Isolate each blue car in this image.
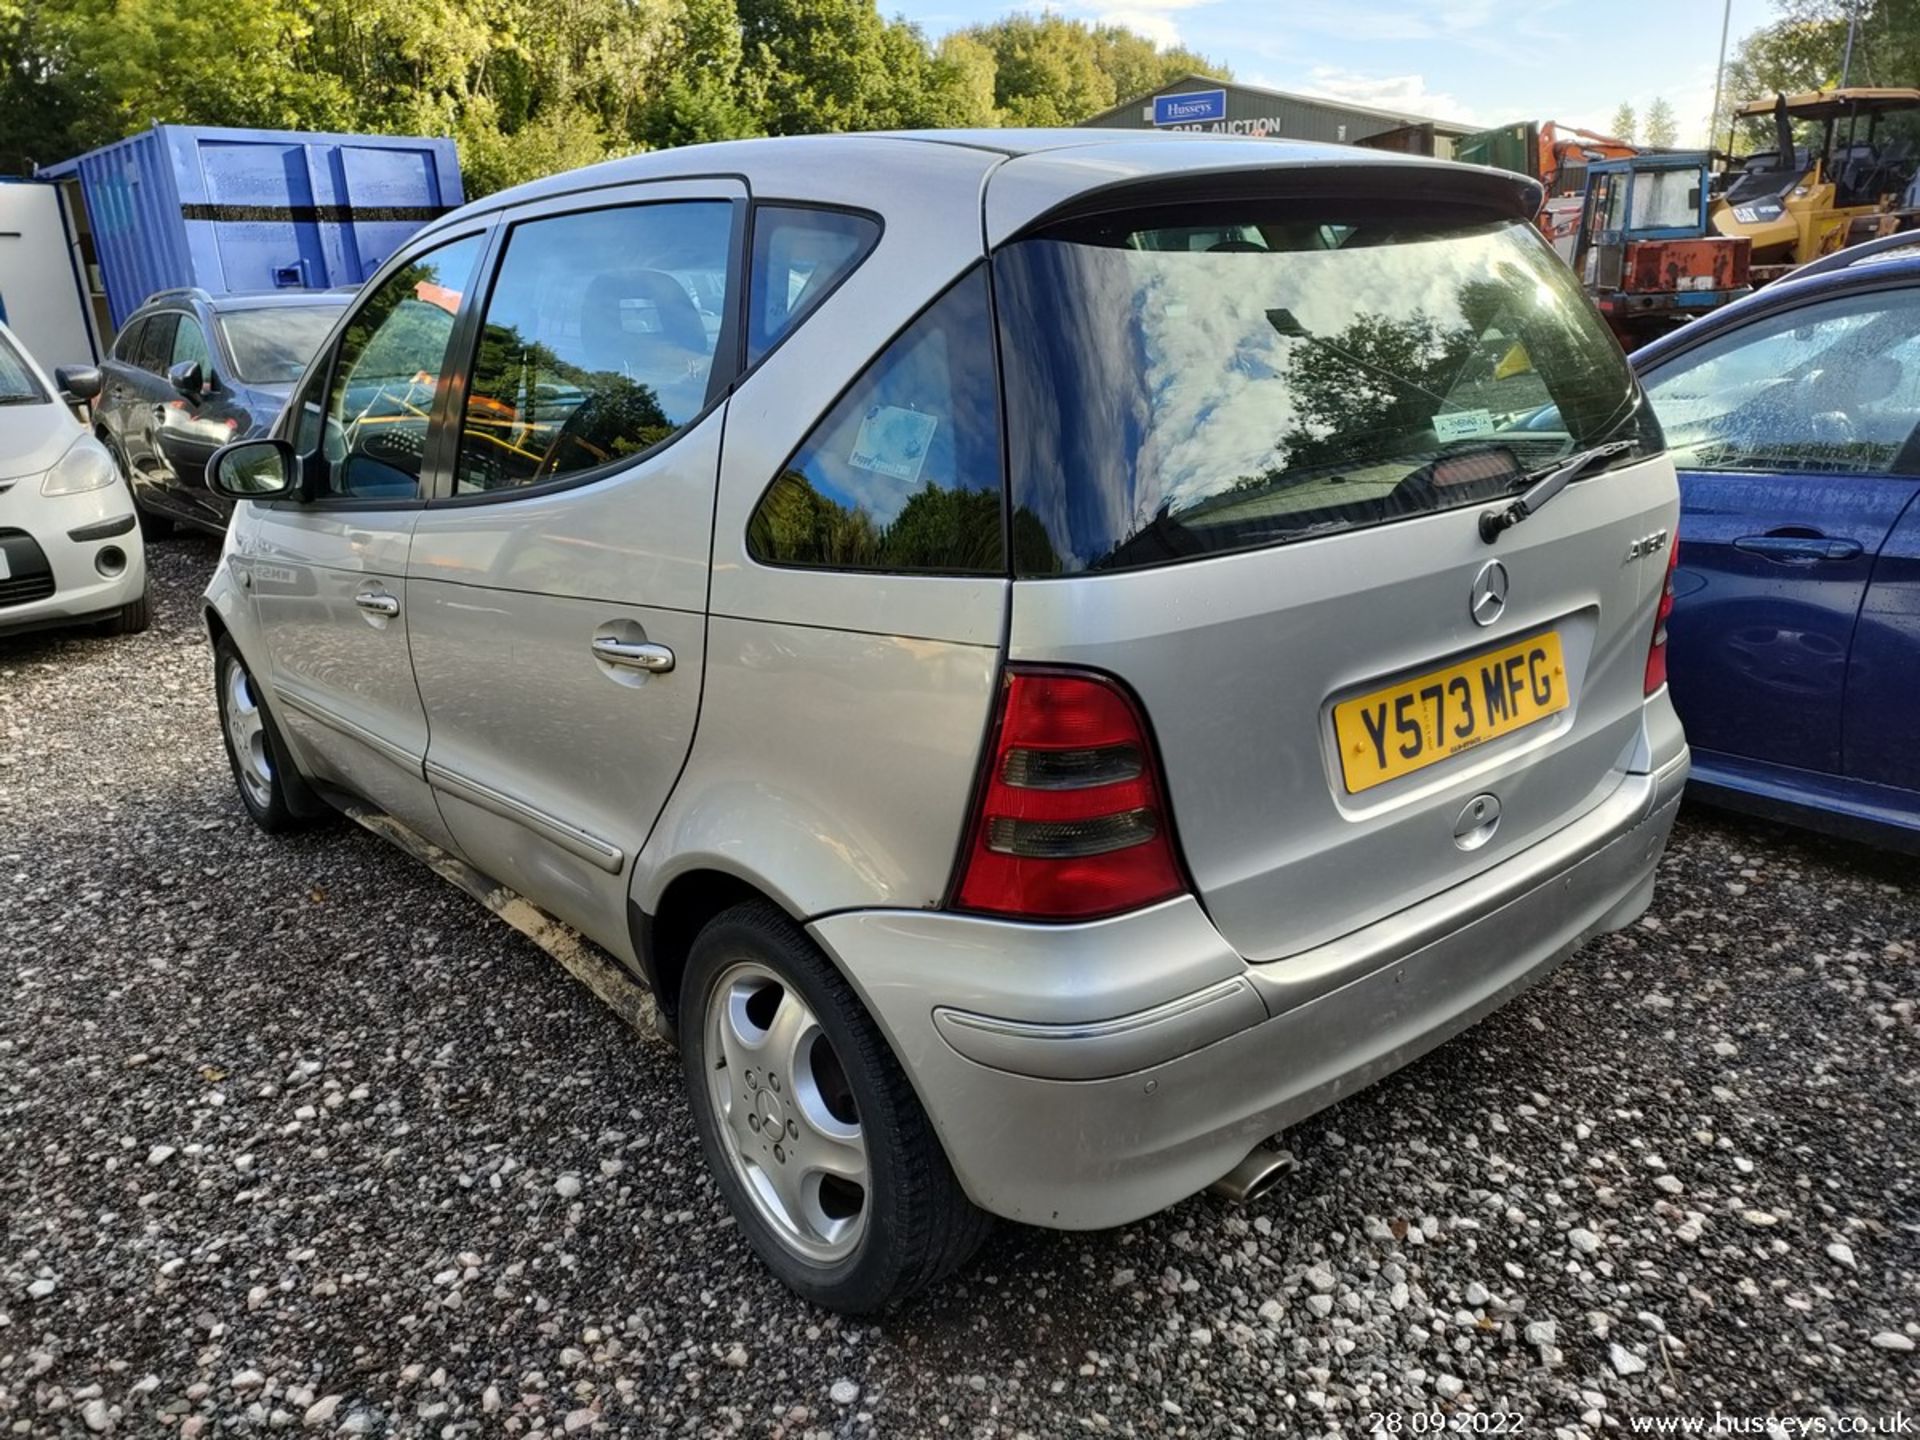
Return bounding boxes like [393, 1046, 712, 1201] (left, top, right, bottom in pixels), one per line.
[1631, 235, 1920, 851]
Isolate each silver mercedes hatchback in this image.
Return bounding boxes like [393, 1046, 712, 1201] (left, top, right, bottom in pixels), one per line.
[202, 130, 1690, 1312]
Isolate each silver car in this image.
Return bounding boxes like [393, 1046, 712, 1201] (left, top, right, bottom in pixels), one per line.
[201, 130, 1689, 1312]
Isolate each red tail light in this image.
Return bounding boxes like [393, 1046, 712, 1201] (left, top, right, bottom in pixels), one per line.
[1645, 540, 1679, 694]
[952, 667, 1187, 921]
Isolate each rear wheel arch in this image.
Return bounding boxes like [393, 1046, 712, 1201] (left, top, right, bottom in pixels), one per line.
[633, 867, 786, 1033]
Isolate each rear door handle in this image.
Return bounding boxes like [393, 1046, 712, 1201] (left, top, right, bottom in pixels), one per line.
[1733, 534, 1864, 563]
[354, 591, 400, 617]
[590, 637, 674, 673]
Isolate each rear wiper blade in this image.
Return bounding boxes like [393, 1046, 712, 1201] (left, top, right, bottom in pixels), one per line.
[1478, 441, 1638, 544]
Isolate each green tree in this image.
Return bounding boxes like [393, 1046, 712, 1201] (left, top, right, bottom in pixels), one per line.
[1609, 101, 1638, 144]
[956, 13, 1228, 126]
[1644, 96, 1678, 147]
[0, 0, 1225, 194]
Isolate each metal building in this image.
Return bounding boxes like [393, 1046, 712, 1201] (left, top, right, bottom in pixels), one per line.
[1079, 74, 1475, 158]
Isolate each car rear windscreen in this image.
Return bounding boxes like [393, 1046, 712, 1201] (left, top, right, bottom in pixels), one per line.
[994, 201, 1663, 575]
[219, 306, 343, 385]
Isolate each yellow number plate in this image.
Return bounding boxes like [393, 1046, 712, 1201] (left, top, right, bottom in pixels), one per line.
[1332, 631, 1569, 794]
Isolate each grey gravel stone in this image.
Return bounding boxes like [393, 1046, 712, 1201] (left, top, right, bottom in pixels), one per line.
[1609, 1343, 1648, 1376]
[3, 535, 1917, 1434]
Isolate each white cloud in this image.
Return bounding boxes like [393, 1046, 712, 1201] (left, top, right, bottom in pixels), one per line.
[1298, 65, 1481, 125]
[1096, 6, 1186, 46]
[1067, 0, 1220, 48]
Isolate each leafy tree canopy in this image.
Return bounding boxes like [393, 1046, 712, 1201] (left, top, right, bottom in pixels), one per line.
[0, 0, 1227, 191]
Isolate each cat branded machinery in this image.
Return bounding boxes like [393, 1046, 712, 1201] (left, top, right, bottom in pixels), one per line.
[1713, 88, 1920, 282]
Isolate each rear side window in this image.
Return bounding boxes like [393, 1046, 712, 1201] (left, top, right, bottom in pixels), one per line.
[994, 202, 1663, 575]
[1640, 287, 1920, 477]
[748, 267, 1004, 574]
[748, 206, 879, 366]
[455, 201, 734, 495]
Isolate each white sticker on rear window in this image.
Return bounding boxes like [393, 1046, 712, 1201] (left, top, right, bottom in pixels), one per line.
[849, 404, 937, 483]
[1433, 408, 1495, 442]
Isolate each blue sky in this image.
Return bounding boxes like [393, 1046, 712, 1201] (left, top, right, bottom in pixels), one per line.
[898, 0, 1781, 144]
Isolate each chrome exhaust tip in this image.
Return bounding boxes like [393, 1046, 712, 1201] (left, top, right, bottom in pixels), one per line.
[1209, 1142, 1296, 1206]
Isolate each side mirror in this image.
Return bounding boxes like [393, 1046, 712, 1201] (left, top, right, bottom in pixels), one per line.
[208, 437, 296, 502]
[167, 360, 205, 399]
[54, 364, 102, 403]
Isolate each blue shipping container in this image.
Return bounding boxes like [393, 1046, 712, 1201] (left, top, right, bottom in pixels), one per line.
[38, 124, 463, 331]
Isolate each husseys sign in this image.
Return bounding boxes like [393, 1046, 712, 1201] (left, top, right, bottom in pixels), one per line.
[1152, 89, 1228, 126]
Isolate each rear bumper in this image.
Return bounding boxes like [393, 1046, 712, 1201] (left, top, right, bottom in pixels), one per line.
[813, 737, 1688, 1231]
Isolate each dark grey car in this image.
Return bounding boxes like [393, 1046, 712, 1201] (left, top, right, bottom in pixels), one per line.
[89, 288, 347, 534]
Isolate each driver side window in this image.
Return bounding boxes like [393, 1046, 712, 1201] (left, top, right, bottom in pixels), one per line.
[1642, 288, 1920, 477]
[318, 234, 485, 500]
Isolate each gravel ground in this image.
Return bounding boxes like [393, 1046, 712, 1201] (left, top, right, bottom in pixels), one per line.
[2, 533, 1915, 1439]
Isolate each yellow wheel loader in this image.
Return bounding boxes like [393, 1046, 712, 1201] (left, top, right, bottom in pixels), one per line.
[1712, 88, 1920, 283]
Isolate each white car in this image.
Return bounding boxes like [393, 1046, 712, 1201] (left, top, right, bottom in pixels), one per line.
[0, 322, 148, 639]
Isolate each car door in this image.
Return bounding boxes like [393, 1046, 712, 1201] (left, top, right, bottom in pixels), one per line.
[1842, 332, 1920, 797]
[1640, 284, 1920, 776]
[405, 183, 744, 961]
[155, 314, 231, 528]
[121, 312, 179, 508]
[236, 226, 491, 852]
[98, 317, 147, 458]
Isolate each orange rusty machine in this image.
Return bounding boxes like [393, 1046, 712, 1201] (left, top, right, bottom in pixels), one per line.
[1571, 151, 1751, 348]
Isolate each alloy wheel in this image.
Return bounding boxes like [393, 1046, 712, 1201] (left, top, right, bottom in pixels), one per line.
[223, 660, 274, 811]
[704, 961, 869, 1264]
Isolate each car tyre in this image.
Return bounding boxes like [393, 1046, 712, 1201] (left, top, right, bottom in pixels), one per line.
[99, 433, 173, 537]
[680, 901, 991, 1312]
[100, 580, 151, 636]
[213, 636, 322, 832]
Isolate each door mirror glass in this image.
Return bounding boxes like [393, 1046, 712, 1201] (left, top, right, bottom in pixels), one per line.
[209, 438, 296, 500]
[55, 365, 102, 402]
[167, 360, 204, 398]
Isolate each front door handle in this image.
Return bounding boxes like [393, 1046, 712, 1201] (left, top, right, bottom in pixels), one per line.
[590, 636, 675, 673]
[1733, 534, 1864, 564]
[354, 591, 401, 617]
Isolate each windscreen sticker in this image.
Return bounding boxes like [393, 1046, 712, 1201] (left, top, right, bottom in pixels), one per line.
[849, 405, 938, 483]
[1433, 408, 1495, 443]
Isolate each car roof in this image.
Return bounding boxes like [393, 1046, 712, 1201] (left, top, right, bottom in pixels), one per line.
[206, 291, 353, 310]
[420, 129, 1541, 251]
[1632, 250, 1920, 371]
[132, 289, 352, 316]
